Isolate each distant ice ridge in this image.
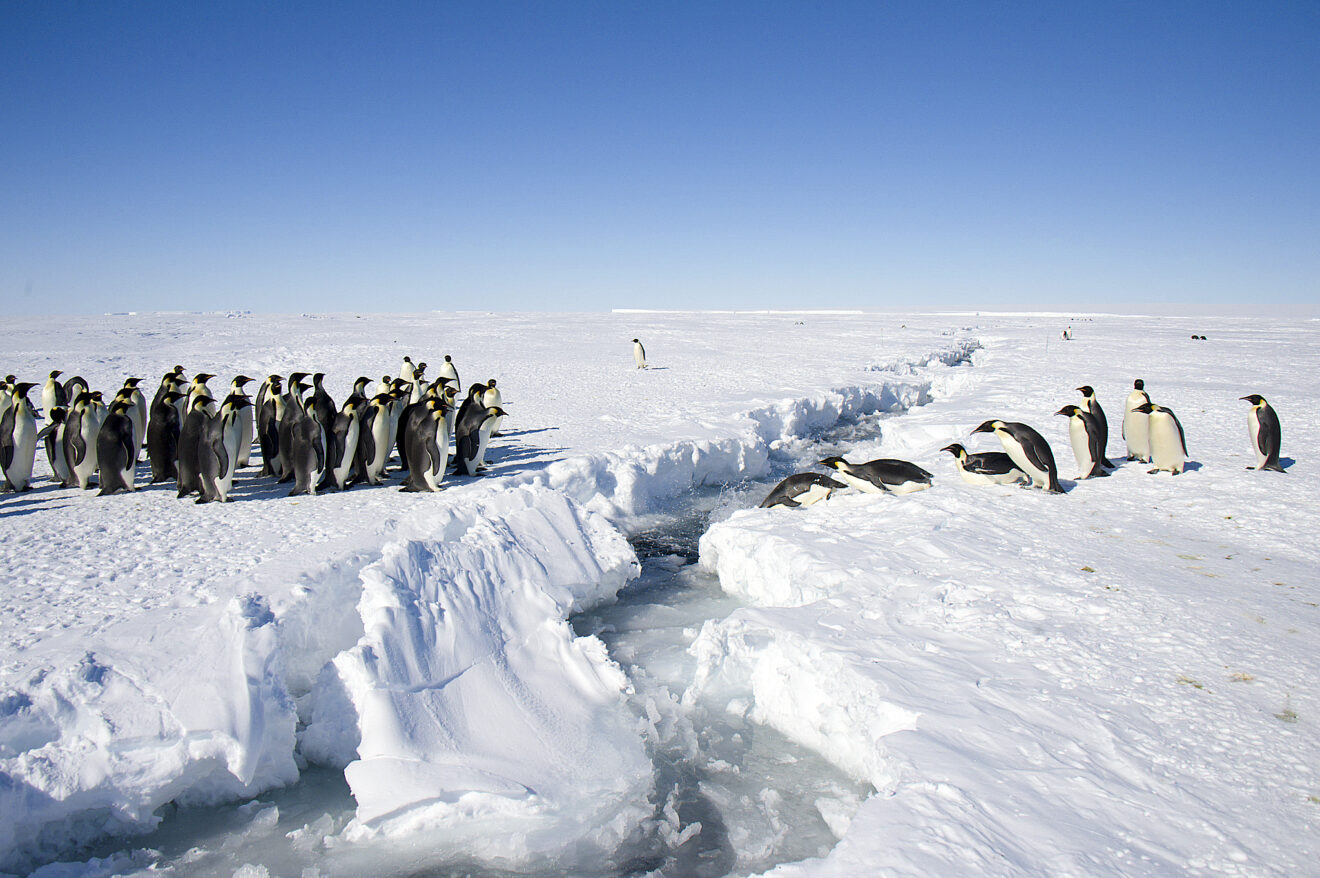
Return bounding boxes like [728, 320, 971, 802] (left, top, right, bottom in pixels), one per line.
[0, 337, 978, 873]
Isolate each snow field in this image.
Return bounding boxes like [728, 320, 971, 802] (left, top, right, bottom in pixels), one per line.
[695, 319, 1320, 876]
[1, 311, 971, 873]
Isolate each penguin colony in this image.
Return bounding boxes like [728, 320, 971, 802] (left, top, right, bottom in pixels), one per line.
[0, 357, 510, 499]
[759, 378, 1286, 507]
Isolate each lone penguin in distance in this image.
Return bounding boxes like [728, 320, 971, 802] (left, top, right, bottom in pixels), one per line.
[633, 338, 647, 369]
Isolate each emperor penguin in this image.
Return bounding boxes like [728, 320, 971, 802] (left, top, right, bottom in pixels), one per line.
[354, 393, 394, 486]
[177, 396, 214, 498]
[1, 382, 39, 492]
[64, 392, 102, 489]
[187, 373, 217, 414]
[972, 419, 1064, 493]
[437, 355, 460, 392]
[327, 398, 363, 490]
[276, 376, 309, 483]
[375, 374, 393, 396]
[818, 456, 934, 495]
[257, 376, 284, 478]
[227, 375, 255, 467]
[64, 376, 89, 405]
[400, 398, 450, 492]
[481, 379, 504, 436]
[41, 370, 67, 415]
[1076, 386, 1114, 468]
[1122, 379, 1152, 463]
[455, 404, 506, 476]
[940, 443, 1028, 486]
[197, 394, 252, 503]
[147, 390, 185, 482]
[632, 338, 647, 369]
[119, 379, 147, 462]
[288, 396, 326, 497]
[407, 362, 427, 405]
[38, 407, 72, 486]
[95, 399, 138, 495]
[1240, 394, 1284, 472]
[1055, 405, 1109, 479]
[759, 472, 845, 508]
[1134, 402, 1187, 475]
[399, 356, 416, 387]
[309, 373, 337, 438]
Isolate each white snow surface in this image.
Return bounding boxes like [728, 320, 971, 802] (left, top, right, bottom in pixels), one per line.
[1, 310, 1316, 876]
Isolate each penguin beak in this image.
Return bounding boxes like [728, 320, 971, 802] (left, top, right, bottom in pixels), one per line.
[1054, 407, 1070, 416]
[940, 444, 959, 455]
[972, 420, 995, 434]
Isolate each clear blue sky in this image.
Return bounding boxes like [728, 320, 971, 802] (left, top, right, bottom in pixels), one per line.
[3, 1, 1317, 313]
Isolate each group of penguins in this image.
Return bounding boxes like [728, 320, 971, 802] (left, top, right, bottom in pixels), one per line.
[0, 355, 510, 500]
[760, 380, 1287, 508]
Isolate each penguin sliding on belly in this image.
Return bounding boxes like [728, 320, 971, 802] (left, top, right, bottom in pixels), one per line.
[1055, 405, 1109, 480]
[818, 456, 933, 495]
[972, 420, 1063, 493]
[1133, 402, 1187, 475]
[941, 443, 1028, 486]
[760, 472, 845, 508]
[1240, 394, 1284, 472]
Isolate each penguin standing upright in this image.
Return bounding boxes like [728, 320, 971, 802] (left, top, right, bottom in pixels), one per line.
[1075, 386, 1114, 468]
[941, 443, 1028, 486]
[1, 383, 39, 492]
[95, 400, 138, 495]
[64, 392, 101, 489]
[632, 338, 647, 369]
[288, 398, 326, 498]
[117, 379, 147, 462]
[1122, 379, 1152, 463]
[256, 376, 283, 477]
[1240, 394, 1284, 472]
[38, 407, 71, 486]
[327, 398, 363, 490]
[437, 355, 460, 392]
[1055, 405, 1109, 479]
[400, 398, 450, 492]
[276, 375, 308, 483]
[147, 390, 185, 482]
[227, 375, 255, 467]
[354, 393, 394, 486]
[41, 370, 67, 415]
[399, 356, 415, 387]
[481, 379, 504, 436]
[455, 404, 505, 476]
[176, 396, 213, 498]
[1135, 402, 1187, 475]
[818, 456, 934, 495]
[972, 419, 1064, 493]
[198, 394, 252, 503]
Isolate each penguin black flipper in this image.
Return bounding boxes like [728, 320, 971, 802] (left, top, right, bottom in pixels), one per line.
[1257, 404, 1284, 471]
[455, 431, 478, 475]
[1010, 422, 1063, 493]
[0, 408, 13, 471]
[1172, 411, 1187, 457]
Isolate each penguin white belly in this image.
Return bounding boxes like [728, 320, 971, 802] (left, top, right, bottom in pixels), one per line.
[1000, 440, 1049, 490]
[954, 462, 1001, 486]
[836, 470, 886, 495]
[217, 423, 243, 500]
[368, 416, 392, 481]
[49, 423, 71, 484]
[1068, 418, 1094, 478]
[5, 413, 38, 490]
[795, 483, 833, 506]
[333, 419, 360, 488]
[885, 477, 931, 495]
[75, 418, 101, 487]
[1246, 408, 1266, 468]
[1148, 414, 1185, 474]
[423, 435, 448, 491]
[238, 406, 255, 467]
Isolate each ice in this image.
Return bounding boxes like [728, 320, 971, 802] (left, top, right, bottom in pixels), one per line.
[2, 310, 1317, 875]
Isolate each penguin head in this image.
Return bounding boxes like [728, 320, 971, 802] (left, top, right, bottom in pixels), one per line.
[123, 377, 142, 388]
[49, 369, 62, 379]
[486, 378, 497, 388]
[162, 391, 187, 404]
[415, 362, 427, 374]
[940, 443, 966, 458]
[632, 338, 640, 343]
[313, 372, 326, 386]
[1056, 405, 1082, 417]
[233, 375, 254, 387]
[1133, 379, 1145, 390]
[485, 405, 506, 418]
[288, 372, 309, 386]
[444, 355, 452, 363]
[48, 406, 67, 423]
[90, 391, 104, 402]
[110, 400, 132, 415]
[972, 419, 1003, 435]
[1133, 401, 1155, 414]
[818, 456, 849, 471]
[403, 356, 413, 364]
[194, 373, 215, 383]
[1076, 385, 1094, 397]
[11, 382, 37, 398]
[172, 365, 185, 375]
[1240, 394, 1266, 406]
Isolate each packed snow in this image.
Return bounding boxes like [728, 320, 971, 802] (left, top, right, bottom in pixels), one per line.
[1, 310, 1316, 876]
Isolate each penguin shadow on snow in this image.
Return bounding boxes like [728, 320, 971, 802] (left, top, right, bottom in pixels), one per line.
[0, 487, 74, 517]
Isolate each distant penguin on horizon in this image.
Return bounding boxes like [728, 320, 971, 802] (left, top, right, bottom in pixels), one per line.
[1240, 394, 1284, 472]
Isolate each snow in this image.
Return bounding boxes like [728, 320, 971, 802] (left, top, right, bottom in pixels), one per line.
[1, 310, 1317, 876]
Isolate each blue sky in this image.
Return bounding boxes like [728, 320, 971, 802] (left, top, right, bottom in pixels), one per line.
[3, 1, 1317, 313]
